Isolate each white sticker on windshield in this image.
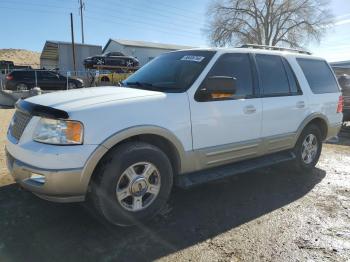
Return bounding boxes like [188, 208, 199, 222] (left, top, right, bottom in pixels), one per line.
[181, 55, 205, 62]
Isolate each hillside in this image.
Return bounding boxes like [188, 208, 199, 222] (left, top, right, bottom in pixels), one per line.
[0, 49, 41, 68]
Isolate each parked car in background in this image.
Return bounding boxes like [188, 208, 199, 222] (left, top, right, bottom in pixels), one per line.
[338, 74, 350, 122]
[6, 47, 343, 226]
[84, 52, 140, 69]
[5, 70, 84, 91]
[0, 60, 31, 74]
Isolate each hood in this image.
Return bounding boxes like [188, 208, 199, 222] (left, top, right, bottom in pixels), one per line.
[25, 87, 164, 112]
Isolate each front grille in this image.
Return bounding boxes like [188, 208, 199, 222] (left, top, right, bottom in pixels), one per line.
[10, 110, 32, 141]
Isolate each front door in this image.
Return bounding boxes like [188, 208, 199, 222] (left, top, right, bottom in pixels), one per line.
[189, 53, 263, 167]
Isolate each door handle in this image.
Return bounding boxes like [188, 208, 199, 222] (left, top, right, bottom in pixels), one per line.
[244, 105, 257, 114]
[296, 101, 305, 109]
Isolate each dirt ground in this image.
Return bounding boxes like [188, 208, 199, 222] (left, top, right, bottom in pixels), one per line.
[0, 49, 40, 68]
[0, 108, 14, 186]
[0, 108, 349, 262]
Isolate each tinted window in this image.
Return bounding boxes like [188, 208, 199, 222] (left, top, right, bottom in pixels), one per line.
[38, 71, 56, 78]
[256, 54, 290, 96]
[205, 53, 254, 98]
[13, 71, 35, 78]
[282, 58, 300, 94]
[297, 59, 339, 94]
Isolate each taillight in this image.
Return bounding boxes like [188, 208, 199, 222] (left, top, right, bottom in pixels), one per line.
[337, 96, 344, 113]
[6, 75, 13, 80]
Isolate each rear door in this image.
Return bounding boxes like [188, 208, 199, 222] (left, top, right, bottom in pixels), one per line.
[255, 54, 308, 152]
[15, 71, 36, 88]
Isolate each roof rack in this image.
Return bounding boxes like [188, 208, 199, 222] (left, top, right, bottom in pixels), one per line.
[240, 44, 312, 55]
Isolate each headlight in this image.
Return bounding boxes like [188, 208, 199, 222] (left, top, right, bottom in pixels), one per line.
[33, 118, 83, 145]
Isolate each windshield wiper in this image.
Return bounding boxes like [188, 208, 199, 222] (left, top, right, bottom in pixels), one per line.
[124, 81, 153, 87]
[124, 81, 181, 92]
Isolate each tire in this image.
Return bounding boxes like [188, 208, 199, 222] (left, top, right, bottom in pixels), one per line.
[16, 83, 28, 91]
[68, 82, 77, 89]
[90, 142, 173, 226]
[293, 124, 322, 172]
[100, 76, 110, 82]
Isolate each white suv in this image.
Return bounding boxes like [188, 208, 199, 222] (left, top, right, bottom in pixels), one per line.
[6, 46, 343, 226]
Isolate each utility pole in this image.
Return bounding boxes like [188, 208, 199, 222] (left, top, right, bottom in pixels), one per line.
[70, 13, 77, 74]
[79, 0, 85, 44]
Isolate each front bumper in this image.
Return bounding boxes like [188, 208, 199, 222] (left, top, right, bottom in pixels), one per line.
[6, 149, 85, 203]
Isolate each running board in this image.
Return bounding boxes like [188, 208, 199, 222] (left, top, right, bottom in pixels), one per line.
[176, 151, 296, 189]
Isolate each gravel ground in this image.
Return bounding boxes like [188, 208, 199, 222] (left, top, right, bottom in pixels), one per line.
[0, 108, 349, 262]
[0, 108, 14, 186]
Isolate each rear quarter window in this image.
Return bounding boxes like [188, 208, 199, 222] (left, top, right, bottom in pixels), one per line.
[297, 58, 339, 94]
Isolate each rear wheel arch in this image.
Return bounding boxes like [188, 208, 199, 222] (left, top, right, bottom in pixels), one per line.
[296, 114, 329, 142]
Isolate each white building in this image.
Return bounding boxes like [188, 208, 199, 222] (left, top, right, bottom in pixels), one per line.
[103, 39, 194, 66]
[40, 41, 102, 73]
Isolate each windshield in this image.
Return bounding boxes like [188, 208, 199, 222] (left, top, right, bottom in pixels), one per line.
[123, 50, 216, 92]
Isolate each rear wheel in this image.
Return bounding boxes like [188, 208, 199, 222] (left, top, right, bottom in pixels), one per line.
[100, 76, 110, 82]
[293, 124, 322, 171]
[90, 142, 173, 226]
[68, 82, 77, 89]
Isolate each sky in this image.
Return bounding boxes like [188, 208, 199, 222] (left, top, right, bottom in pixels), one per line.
[0, 0, 349, 62]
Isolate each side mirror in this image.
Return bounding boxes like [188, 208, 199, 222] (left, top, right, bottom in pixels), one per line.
[200, 76, 237, 100]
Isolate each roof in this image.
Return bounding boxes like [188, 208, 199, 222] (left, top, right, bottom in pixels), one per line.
[40, 41, 102, 60]
[103, 39, 194, 52]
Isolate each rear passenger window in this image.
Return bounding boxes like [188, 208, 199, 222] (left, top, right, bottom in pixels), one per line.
[256, 54, 290, 96]
[15, 71, 34, 78]
[297, 59, 339, 94]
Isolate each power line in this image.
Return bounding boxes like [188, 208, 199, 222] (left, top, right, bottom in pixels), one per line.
[85, 15, 202, 40]
[0, 5, 72, 16]
[147, 0, 203, 16]
[90, 0, 202, 24]
[85, 9, 201, 36]
[0, 1, 204, 43]
[1, 0, 203, 36]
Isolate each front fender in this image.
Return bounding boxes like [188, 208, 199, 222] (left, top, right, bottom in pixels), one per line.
[79, 125, 191, 195]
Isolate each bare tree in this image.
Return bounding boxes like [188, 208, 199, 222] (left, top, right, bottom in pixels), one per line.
[206, 0, 333, 48]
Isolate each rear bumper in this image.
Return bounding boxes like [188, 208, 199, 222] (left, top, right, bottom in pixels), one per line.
[6, 149, 85, 203]
[327, 122, 342, 139]
[343, 110, 350, 122]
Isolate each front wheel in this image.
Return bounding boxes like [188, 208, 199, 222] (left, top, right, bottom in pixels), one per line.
[293, 124, 322, 171]
[90, 142, 173, 226]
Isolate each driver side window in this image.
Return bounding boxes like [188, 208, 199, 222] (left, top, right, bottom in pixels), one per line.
[196, 53, 254, 102]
